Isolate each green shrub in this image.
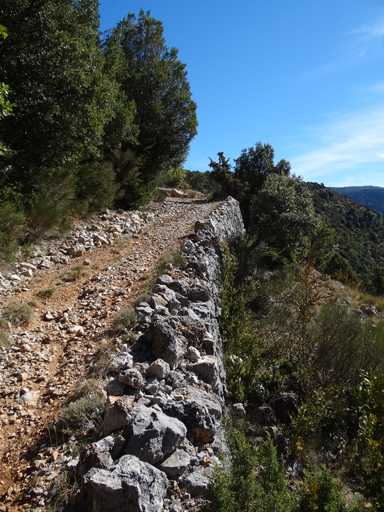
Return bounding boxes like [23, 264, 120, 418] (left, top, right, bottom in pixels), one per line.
[61, 265, 86, 282]
[353, 371, 384, 510]
[294, 465, 362, 512]
[1, 302, 33, 325]
[151, 188, 168, 202]
[112, 307, 137, 331]
[60, 392, 106, 433]
[26, 166, 75, 238]
[155, 250, 184, 275]
[0, 331, 11, 347]
[210, 430, 292, 512]
[36, 287, 55, 299]
[91, 338, 117, 378]
[75, 160, 116, 213]
[0, 202, 25, 262]
[312, 301, 384, 386]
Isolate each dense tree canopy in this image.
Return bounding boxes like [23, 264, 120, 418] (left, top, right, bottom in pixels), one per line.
[235, 142, 291, 197]
[103, 10, 198, 205]
[0, 2, 198, 244]
[0, 0, 115, 171]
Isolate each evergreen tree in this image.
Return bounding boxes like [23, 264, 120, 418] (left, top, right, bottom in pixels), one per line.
[0, 0, 116, 189]
[103, 10, 198, 205]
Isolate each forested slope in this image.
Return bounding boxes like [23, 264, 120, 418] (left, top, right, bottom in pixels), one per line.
[331, 185, 384, 216]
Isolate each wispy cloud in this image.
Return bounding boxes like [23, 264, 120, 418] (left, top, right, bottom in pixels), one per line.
[304, 17, 384, 79]
[289, 107, 384, 185]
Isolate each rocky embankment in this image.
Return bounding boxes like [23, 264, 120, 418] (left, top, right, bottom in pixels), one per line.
[74, 196, 244, 511]
[0, 196, 244, 512]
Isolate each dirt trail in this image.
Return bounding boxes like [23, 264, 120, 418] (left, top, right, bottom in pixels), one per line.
[0, 197, 217, 511]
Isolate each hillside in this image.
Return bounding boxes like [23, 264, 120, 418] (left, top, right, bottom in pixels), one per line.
[308, 182, 384, 286]
[331, 185, 384, 216]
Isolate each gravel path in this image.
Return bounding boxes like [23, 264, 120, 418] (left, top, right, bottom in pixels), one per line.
[0, 197, 217, 511]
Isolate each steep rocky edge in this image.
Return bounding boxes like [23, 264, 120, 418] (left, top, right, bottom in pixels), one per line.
[74, 196, 244, 511]
[0, 197, 244, 511]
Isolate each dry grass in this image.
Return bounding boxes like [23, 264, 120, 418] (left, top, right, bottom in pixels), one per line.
[1, 302, 33, 325]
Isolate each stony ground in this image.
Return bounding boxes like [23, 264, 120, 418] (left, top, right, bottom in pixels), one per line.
[0, 197, 217, 512]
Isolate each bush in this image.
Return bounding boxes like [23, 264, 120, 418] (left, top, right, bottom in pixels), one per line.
[75, 160, 116, 213]
[210, 430, 292, 512]
[61, 265, 86, 282]
[353, 371, 384, 510]
[60, 392, 106, 434]
[0, 202, 25, 261]
[294, 465, 362, 512]
[112, 308, 137, 331]
[36, 288, 55, 299]
[155, 250, 184, 275]
[0, 331, 11, 347]
[312, 300, 384, 386]
[151, 188, 168, 202]
[26, 166, 75, 238]
[1, 302, 33, 325]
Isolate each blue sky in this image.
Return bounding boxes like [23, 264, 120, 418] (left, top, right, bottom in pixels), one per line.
[99, 0, 384, 187]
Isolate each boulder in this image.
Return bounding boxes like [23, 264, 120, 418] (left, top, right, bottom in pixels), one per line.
[83, 454, 168, 512]
[109, 353, 133, 373]
[157, 448, 191, 478]
[269, 393, 298, 423]
[125, 405, 187, 465]
[144, 315, 186, 369]
[104, 396, 134, 434]
[79, 436, 114, 475]
[146, 359, 170, 380]
[118, 368, 146, 390]
[179, 466, 215, 499]
[163, 386, 222, 444]
[171, 189, 189, 199]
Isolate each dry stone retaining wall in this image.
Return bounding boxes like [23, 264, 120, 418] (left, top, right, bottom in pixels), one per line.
[78, 196, 245, 511]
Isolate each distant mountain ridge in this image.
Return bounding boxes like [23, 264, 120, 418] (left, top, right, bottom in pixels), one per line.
[308, 182, 384, 288]
[330, 186, 384, 217]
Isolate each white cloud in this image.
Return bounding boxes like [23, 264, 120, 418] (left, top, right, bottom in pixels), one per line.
[304, 17, 384, 79]
[289, 107, 384, 185]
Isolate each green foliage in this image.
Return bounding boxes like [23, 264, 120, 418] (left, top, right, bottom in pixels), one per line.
[61, 265, 86, 282]
[112, 308, 137, 331]
[60, 392, 106, 434]
[0, 82, 16, 120]
[332, 185, 384, 217]
[155, 250, 184, 276]
[370, 266, 384, 296]
[1, 302, 33, 325]
[312, 301, 384, 386]
[0, 0, 116, 168]
[210, 430, 292, 512]
[151, 188, 168, 202]
[208, 152, 246, 201]
[184, 170, 214, 193]
[0, 202, 25, 261]
[103, 9, 197, 205]
[249, 174, 321, 260]
[294, 465, 361, 512]
[0, 24, 8, 39]
[160, 166, 187, 188]
[319, 252, 358, 286]
[217, 243, 259, 403]
[25, 167, 75, 238]
[36, 288, 55, 299]
[309, 182, 384, 289]
[353, 371, 384, 510]
[76, 159, 117, 213]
